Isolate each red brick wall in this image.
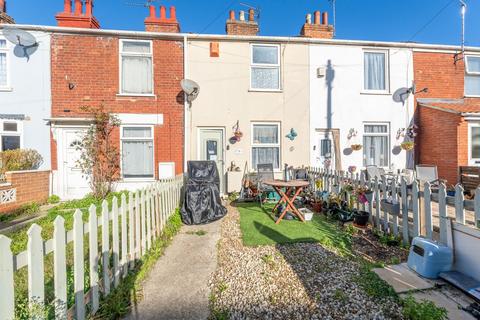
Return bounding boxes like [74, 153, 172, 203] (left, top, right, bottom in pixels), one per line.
[50, 34, 184, 176]
[416, 106, 463, 184]
[413, 51, 465, 99]
[0, 170, 50, 214]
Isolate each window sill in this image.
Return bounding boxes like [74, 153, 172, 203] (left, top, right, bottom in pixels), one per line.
[0, 87, 13, 92]
[119, 178, 156, 183]
[116, 93, 156, 98]
[249, 89, 283, 93]
[465, 95, 480, 98]
[360, 91, 391, 96]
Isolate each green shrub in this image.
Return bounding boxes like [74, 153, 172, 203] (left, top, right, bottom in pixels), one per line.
[402, 295, 448, 320]
[0, 149, 43, 172]
[47, 195, 61, 204]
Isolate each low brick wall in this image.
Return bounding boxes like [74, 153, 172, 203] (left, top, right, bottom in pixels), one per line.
[0, 170, 50, 214]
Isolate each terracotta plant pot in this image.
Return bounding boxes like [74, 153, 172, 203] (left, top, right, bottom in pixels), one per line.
[351, 144, 363, 151]
[311, 201, 322, 213]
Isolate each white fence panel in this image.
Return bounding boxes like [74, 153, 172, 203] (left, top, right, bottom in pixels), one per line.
[112, 197, 120, 288]
[53, 216, 67, 319]
[73, 210, 85, 320]
[88, 204, 99, 315]
[27, 224, 45, 313]
[101, 200, 110, 296]
[0, 235, 14, 320]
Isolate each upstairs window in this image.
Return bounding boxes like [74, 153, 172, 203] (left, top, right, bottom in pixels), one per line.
[0, 39, 8, 88]
[120, 40, 153, 95]
[251, 44, 281, 90]
[465, 55, 480, 96]
[364, 50, 389, 92]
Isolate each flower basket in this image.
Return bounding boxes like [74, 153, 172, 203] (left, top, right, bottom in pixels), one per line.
[400, 141, 414, 151]
[351, 144, 363, 151]
[234, 131, 243, 138]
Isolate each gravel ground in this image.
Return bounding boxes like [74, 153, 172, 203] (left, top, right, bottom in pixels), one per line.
[209, 205, 404, 320]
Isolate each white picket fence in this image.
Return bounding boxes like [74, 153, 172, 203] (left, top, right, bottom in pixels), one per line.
[0, 175, 184, 320]
[307, 168, 480, 245]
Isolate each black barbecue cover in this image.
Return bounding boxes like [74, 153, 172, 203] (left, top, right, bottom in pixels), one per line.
[181, 161, 227, 225]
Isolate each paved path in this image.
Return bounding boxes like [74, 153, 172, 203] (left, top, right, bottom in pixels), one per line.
[124, 219, 222, 320]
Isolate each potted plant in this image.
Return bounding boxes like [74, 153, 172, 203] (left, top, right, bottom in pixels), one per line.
[353, 210, 370, 227]
[400, 141, 414, 151]
[234, 130, 243, 138]
[351, 144, 363, 151]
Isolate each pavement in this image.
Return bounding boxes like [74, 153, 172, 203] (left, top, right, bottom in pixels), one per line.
[374, 263, 477, 320]
[124, 218, 222, 320]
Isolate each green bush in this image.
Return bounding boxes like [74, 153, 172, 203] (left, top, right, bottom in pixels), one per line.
[47, 195, 60, 204]
[0, 149, 43, 172]
[402, 295, 448, 320]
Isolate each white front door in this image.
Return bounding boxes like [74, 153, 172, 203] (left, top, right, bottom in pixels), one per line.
[59, 128, 91, 199]
[314, 131, 336, 170]
[199, 128, 225, 193]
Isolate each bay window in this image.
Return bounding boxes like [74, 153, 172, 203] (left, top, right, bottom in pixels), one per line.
[363, 50, 389, 92]
[252, 123, 280, 170]
[251, 44, 281, 90]
[121, 126, 154, 179]
[363, 123, 389, 167]
[120, 40, 153, 95]
[465, 55, 480, 96]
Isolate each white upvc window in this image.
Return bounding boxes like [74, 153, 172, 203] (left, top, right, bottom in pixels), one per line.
[0, 39, 9, 89]
[363, 50, 389, 93]
[121, 126, 154, 179]
[0, 120, 22, 151]
[465, 55, 480, 97]
[250, 44, 281, 91]
[363, 123, 390, 168]
[469, 123, 480, 164]
[251, 122, 281, 170]
[119, 39, 153, 95]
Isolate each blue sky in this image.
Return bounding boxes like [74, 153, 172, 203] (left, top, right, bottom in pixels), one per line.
[6, 0, 480, 46]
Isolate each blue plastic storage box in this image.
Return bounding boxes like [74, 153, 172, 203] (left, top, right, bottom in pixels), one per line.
[407, 237, 453, 279]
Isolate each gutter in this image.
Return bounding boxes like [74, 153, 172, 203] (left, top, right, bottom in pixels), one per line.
[183, 35, 188, 173]
[3, 23, 480, 53]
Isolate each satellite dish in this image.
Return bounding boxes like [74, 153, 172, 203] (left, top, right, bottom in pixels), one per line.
[2, 27, 37, 47]
[180, 79, 200, 104]
[2, 27, 39, 60]
[393, 87, 411, 104]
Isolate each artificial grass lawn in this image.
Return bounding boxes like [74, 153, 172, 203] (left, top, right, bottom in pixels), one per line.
[237, 202, 352, 256]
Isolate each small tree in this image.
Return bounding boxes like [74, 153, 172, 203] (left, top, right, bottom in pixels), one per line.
[78, 105, 121, 198]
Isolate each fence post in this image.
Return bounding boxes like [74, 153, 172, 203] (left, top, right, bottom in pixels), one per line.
[128, 192, 135, 269]
[423, 182, 433, 239]
[112, 197, 120, 288]
[381, 176, 388, 232]
[0, 235, 14, 320]
[146, 188, 152, 250]
[101, 200, 110, 295]
[150, 188, 157, 240]
[88, 205, 99, 315]
[135, 191, 141, 260]
[53, 216, 67, 319]
[27, 224, 45, 316]
[391, 179, 398, 236]
[120, 194, 128, 277]
[141, 189, 147, 255]
[155, 185, 161, 236]
[455, 184, 465, 225]
[438, 183, 448, 245]
[374, 177, 380, 229]
[412, 180, 420, 238]
[73, 209, 85, 320]
[401, 178, 409, 245]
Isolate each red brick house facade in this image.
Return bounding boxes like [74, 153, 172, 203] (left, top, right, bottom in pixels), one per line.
[50, 1, 185, 199]
[415, 51, 480, 185]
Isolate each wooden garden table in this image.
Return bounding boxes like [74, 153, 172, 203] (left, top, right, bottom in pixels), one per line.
[263, 179, 310, 224]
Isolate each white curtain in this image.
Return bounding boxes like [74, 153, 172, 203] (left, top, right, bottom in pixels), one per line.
[364, 52, 386, 90]
[472, 127, 480, 159]
[122, 141, 154, 178]
[363, 136, 388, 167]
[252, 147, 280, 169]
[253, 125, 278, 144]
[0, 52, 7, 87]
[122, 56, 152, 94]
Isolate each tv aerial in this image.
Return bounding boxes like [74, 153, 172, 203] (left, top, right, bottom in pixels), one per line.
[2, 27, 39, 60]
[125, 0, 159, 8]
[181, 79, 200, 107]
[393, 83, 428, 104]
[239, 2, 261, 20]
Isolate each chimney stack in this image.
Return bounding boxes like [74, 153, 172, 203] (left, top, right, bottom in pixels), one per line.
[300, 10, 334, 39]
[144, 5, 180, 33]
[226, 9, 259, 36]
[56, 0, 100, 29]
[0, 0, 15, 24]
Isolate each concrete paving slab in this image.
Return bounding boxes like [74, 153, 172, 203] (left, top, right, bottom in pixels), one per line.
[373, 263, 434, 293]
[124, 219, 222, 320]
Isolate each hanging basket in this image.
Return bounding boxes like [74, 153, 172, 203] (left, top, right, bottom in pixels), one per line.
[351, 144, 363, 151]
[400, 141, 415, 151]
[234, 131, 243, 138]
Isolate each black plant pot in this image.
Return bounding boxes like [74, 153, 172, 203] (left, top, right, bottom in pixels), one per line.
[337, 208, 355, 223]
[353, 210, 370, 227]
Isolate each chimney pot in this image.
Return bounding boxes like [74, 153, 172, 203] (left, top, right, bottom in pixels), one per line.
[248, 8, 255, 21]
[0, 0, 5, 13]
[85, 0, 93, 17]
[160, 6, 166, 20]
[322, 12, 328, 25]
[170, 6, 176, 21]
[239, 10, 245, 21]
[74, 0, 82, 15]
[229, 10, 235, 20]
[306, 13, 312, 24]
[148, 5, 156, 18]
[63, 0, 71, 14]
[314, 11, 320, 25]
[56, 0, 99, 28]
